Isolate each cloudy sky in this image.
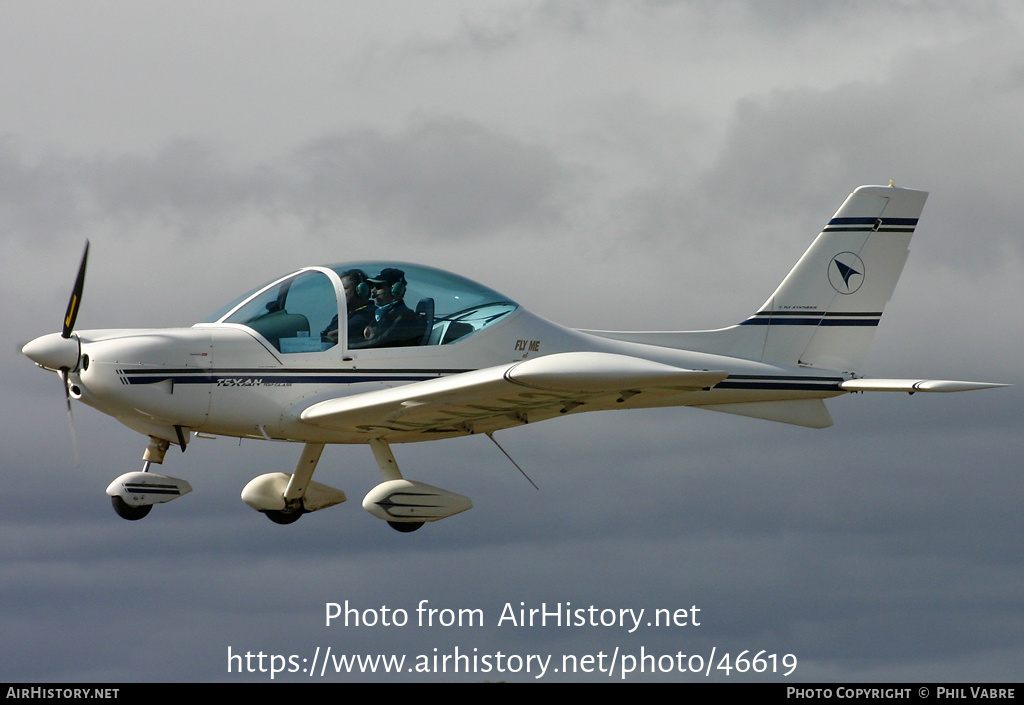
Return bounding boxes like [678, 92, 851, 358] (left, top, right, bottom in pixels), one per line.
[2, 1, 1021, 682]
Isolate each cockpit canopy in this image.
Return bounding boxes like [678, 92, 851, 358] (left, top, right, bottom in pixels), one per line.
[200, 262, 518, 354]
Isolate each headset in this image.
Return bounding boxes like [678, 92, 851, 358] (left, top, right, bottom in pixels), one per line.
[341, 269, 371, 300]
[388, 278, 407, 299]
[369, 270, 407, 299]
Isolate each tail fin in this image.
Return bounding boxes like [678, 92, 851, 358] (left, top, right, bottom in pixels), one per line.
[740, 184, 927, 371]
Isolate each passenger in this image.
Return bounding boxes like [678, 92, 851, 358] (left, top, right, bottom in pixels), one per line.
[322, 269, 376, 345]
[358, 268, 423, 348]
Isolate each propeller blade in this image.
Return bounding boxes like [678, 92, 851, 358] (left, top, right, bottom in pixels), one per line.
[62, 240, 89, 339]
[61, 369, 81, 466]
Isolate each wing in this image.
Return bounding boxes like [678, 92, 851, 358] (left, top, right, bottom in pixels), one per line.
[299, 352, 728, 441]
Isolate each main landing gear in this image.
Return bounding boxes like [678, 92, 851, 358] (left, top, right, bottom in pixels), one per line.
[361, 439, 473, 533]
[241, 443, 347, 523]
[241, 439, 473, 532]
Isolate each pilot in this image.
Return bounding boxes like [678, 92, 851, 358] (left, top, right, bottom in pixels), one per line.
[359, 267, 424, 348]
[322, 269, 376, 345]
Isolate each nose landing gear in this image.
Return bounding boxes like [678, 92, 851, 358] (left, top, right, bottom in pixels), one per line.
[106, 438, 193, 521]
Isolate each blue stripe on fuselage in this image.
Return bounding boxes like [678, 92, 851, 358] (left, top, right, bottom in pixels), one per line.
[117, 368, 460, 386]
[740, 312, 880, 327]
[116, 368, 845, 393]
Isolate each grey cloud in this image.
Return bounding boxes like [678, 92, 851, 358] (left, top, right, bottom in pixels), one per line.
[1, 119, 572, 243]
[0, 140, 83, 240]
[283, 118, 571, 238]
[84, 139, 271, 231]
[614, 33, 1024, 274]
[391, 1, 614, 60]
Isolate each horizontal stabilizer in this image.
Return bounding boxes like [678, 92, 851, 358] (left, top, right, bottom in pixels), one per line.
[695, 399, 834, 428]
[840, 379, 1009, 393]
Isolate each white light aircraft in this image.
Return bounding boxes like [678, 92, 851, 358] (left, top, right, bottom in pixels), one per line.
[22, 185, 1005, 531]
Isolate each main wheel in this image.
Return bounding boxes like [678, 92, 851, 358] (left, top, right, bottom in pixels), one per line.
[111, 496, 152, 521]
[387, 520, 424, 533]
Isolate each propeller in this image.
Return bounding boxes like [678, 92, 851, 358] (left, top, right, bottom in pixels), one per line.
[63, 240, 89, 338]
[22, 240, 90, 463]
[22, 241, 90, 371]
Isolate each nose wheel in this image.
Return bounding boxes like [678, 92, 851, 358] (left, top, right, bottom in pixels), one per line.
[106, 440, 193, 521]
[111, 495, 153, 521]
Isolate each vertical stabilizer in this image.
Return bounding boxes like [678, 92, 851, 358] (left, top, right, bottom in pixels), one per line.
[741, 185, 928, 371]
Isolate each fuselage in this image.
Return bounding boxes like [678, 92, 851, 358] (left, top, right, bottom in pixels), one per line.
[64, 307, 845, 446]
